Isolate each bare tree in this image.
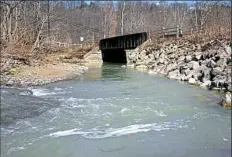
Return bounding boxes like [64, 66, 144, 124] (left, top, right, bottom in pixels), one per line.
[1, 1, 230, 53]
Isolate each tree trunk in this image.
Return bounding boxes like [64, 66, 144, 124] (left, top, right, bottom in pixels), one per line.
[120, 1, 125, 35]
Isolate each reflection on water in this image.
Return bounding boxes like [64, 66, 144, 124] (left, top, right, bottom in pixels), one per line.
[79, 63, 131, 81]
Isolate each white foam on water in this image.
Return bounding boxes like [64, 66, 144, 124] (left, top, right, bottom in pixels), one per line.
[7, 147, 25, 155]
[62, 97, 87, 109]
[102, 112, 113, 116]
[1, 128, 15, 135]
[54, 87, 63, 91]
[30, 88, 57, 96]
[223, 138, 229, 141]
[49, 121, 187, 139]
[211, 113, 221, 117]
[193, 107, 198, 110]
[48, 108, 60, 116]
[66, 97, 77, 101]
[24, 120, 32, 126]
[192, 112, 210, 120]
[19, 90, 33, 96]
[1, 90, 9, 94]
[120, 107, 130, 114]
[96, 98, 104, 101]
[154, 110, 167, 117]
[63, 97, 117, 110]
[134, 118, 142, 123]
[49, 116, 57, 122]
[49, 128, 87, 138]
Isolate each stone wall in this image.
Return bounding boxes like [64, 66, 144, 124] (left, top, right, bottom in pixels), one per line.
[127, 39, 231, 92]
[83, 47, 103, 66]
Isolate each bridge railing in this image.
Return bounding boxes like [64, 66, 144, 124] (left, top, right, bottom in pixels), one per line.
[149, 25, 205, 40]
[50, 40, 99, 48]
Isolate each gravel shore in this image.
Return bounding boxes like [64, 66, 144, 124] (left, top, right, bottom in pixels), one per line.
[1, 63, 89, 87]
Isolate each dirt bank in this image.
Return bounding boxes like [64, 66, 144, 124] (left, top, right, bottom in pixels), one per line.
[1, 45, 92, 87]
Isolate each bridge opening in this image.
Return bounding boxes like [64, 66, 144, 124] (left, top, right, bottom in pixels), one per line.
[99, 32, 148, 64]
[101, 49, 127, 64]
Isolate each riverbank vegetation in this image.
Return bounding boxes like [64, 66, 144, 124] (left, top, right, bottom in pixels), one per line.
[1, 1, 230, 52]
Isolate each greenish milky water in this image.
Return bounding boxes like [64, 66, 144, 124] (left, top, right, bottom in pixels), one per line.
[1, 64, 231, 157]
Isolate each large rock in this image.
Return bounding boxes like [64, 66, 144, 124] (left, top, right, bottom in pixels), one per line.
[136, 65, 148, 71]
[192, 70, 203, 80]
[185, 69, 202, 81]
[225, 45, 231, 55]
[6, 79, 14, 86]
[179, 74, 188, 81]
[127, 64, 135, 68]
[188, 78, 196, 84]
[185, 70, 194, 79]
[207, 59, 217, 68]
[185, 55, 192, 62]
[178, 56, 185, 62]
[148, 70, 157, 75]
[157, 53, 167, 64]
[200, 80, 211, 88]
[226, 82, 232, 92]
[190, 61, 200, 70]
[220, 92, 231, 108]
[211, 67, 224, 76]
[218, 47, 230, 58]
[193, 52, 203, 61]
[210, 76, 227, 90]
[216, 58, 227, 67]
[154, 52, 160, 59]
[166, 62, 177, 72]
[179, 66, 185, 74]
[168, 69, 179, 79]
[169, 54, 175, 59]
[210, 68, 224, 81]
[159, 65, 168, 76]
[200, 66, 211, 81]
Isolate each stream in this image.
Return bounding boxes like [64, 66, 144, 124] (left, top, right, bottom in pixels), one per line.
[1, 64, 231, 157]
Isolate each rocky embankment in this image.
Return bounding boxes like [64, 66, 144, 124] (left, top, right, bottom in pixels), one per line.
[127, 39, 231, 107]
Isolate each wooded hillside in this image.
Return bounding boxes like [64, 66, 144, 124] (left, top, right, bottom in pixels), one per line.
[0, 1, 231, 52]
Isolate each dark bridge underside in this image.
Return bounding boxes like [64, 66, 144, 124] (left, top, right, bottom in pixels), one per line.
[102, 49, 127, 63]
[100, 32, 147, 63]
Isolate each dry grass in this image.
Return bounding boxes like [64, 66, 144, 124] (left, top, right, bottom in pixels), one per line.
[52, 43, 97, 59]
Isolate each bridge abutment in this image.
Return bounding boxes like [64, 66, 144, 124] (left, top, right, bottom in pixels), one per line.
[83, 47, 103, 67]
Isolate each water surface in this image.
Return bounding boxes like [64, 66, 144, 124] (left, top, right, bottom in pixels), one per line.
[1, 64, 231, 157]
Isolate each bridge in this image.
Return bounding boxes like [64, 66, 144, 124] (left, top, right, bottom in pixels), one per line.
[84, 27, 186, 64]
[99, 32, 148, 63]
[99, 32, 147, 50]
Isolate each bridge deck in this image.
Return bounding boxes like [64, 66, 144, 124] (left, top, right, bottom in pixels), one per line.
[99, 32, 147, 50]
